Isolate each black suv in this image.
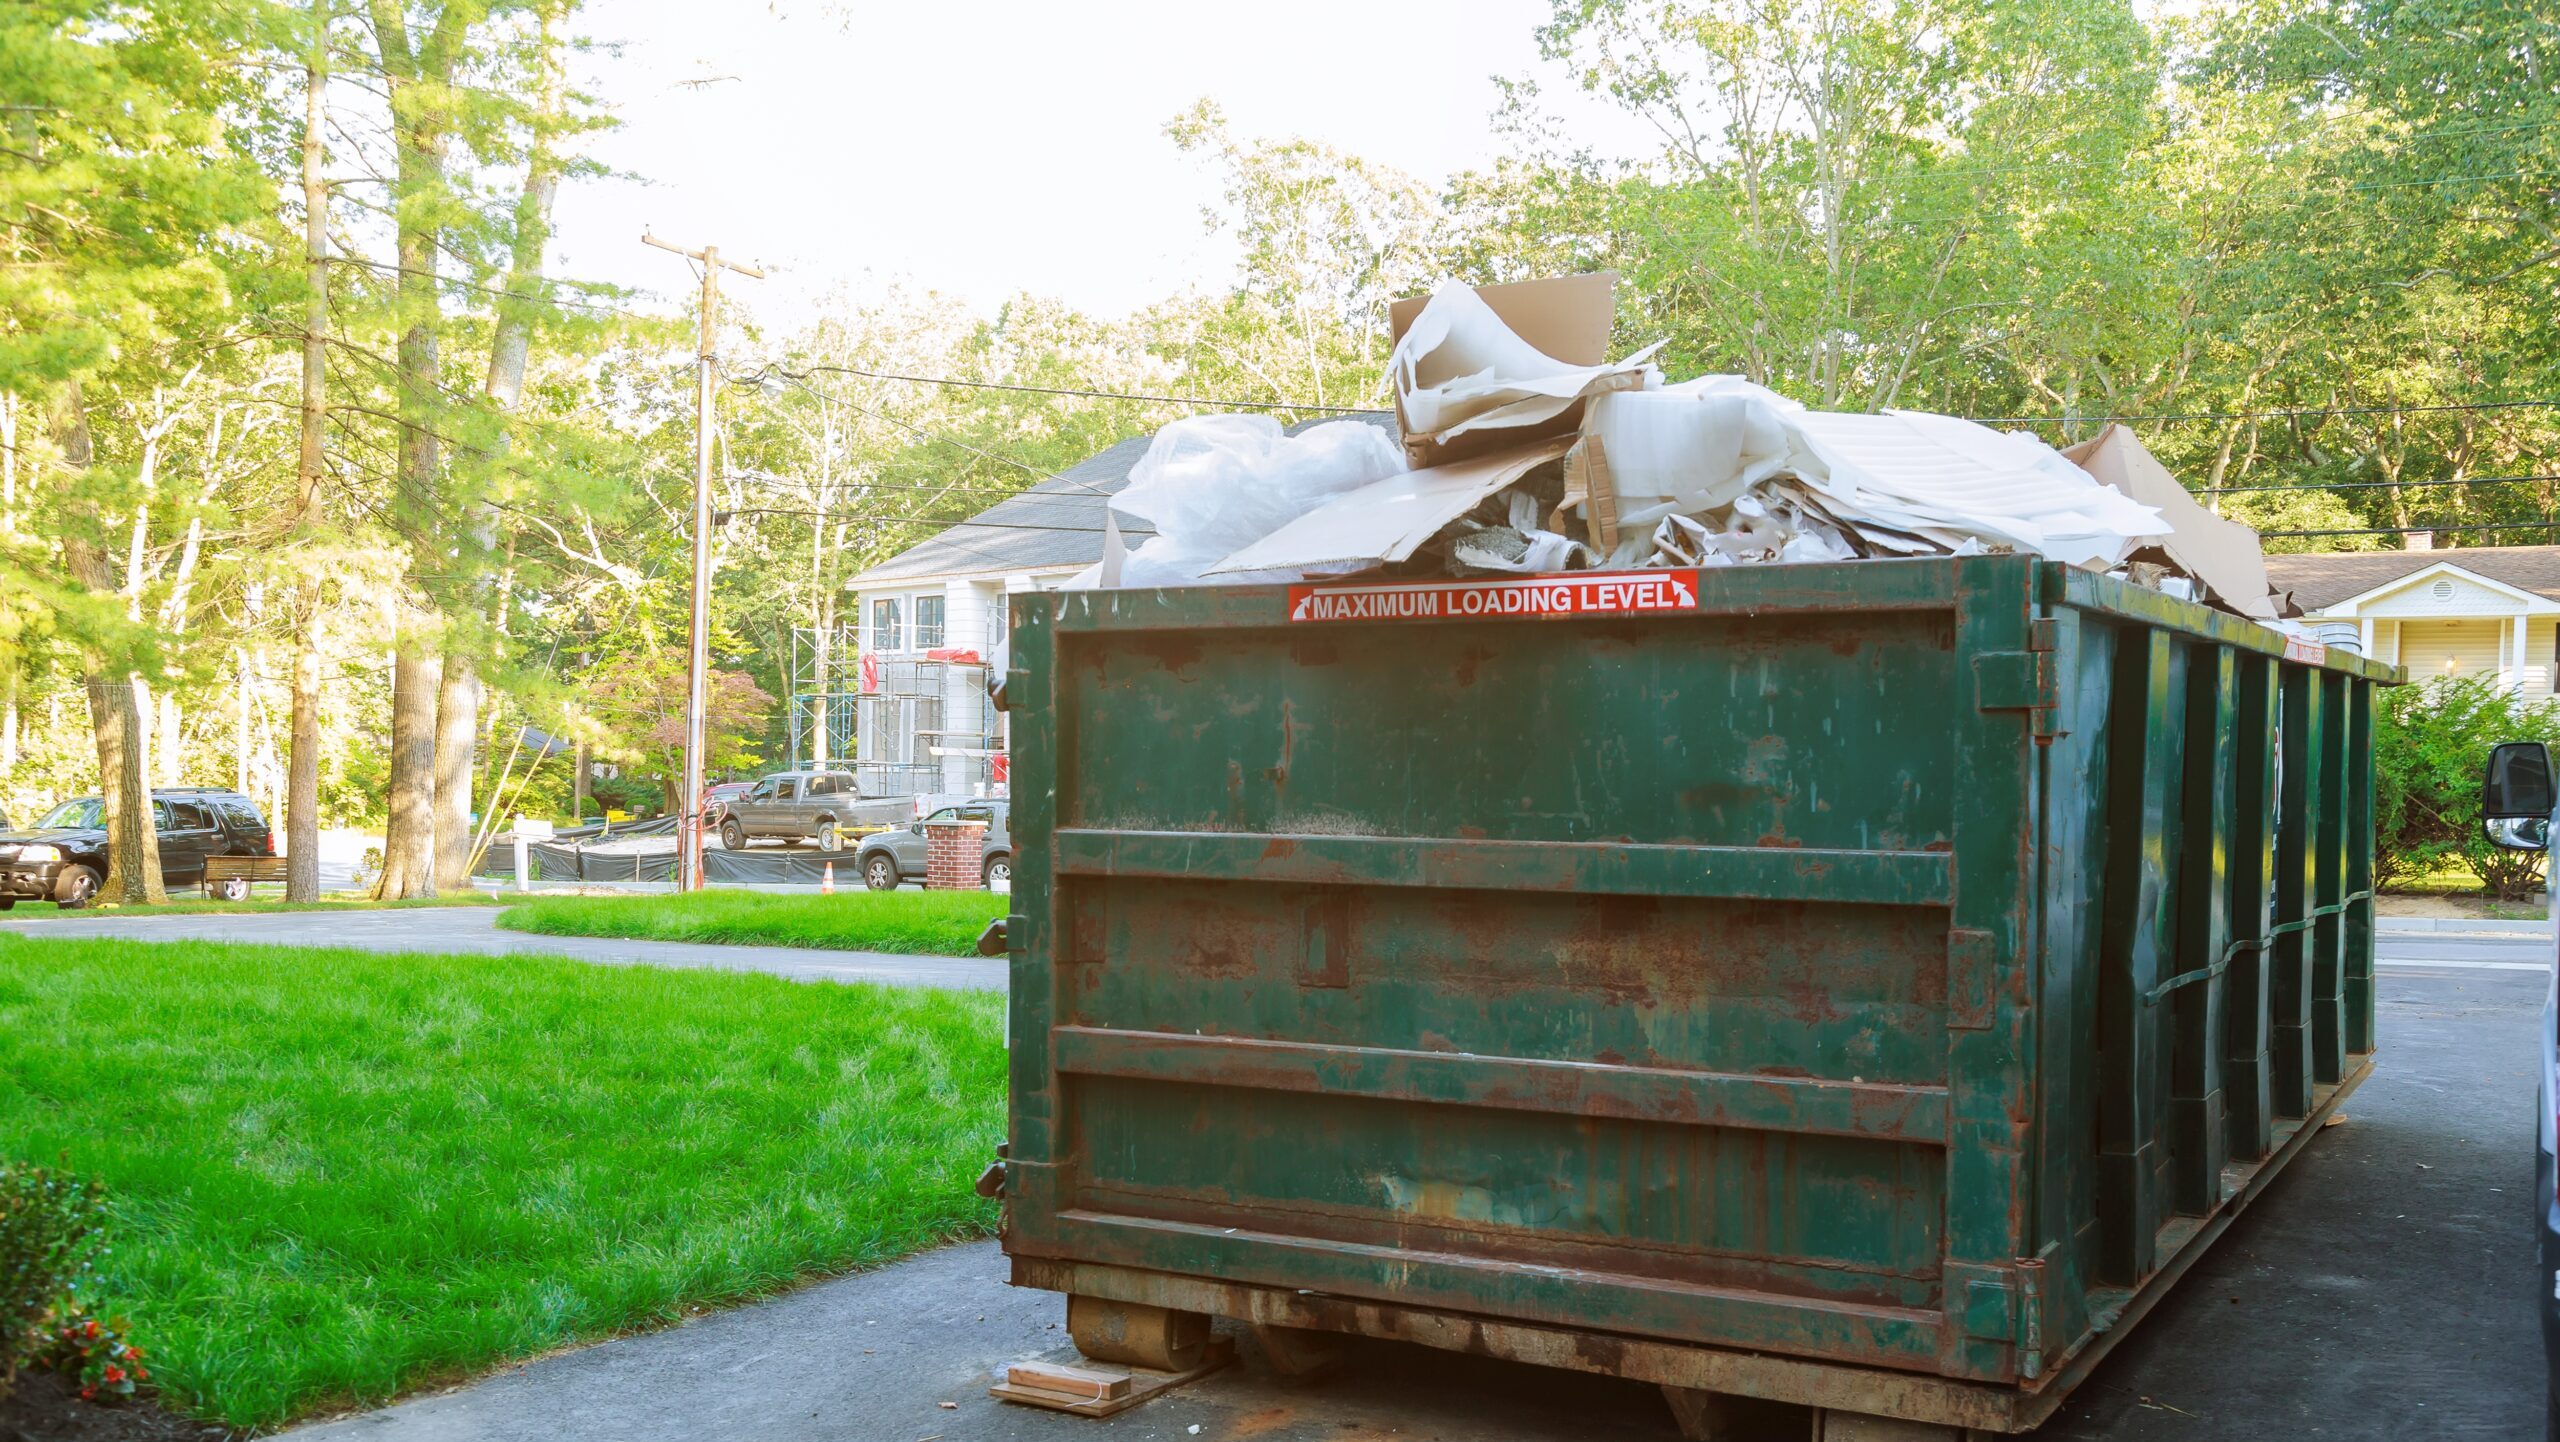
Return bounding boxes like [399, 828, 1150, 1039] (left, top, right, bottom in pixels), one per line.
[0, 787, 274, 907]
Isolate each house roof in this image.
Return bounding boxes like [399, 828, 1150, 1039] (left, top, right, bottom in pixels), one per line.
[846, 413, 1399, 588]
[2265, 545, 2560, 610]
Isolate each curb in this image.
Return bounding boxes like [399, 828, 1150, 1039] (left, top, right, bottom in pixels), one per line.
[2377, 915, 2550, 934]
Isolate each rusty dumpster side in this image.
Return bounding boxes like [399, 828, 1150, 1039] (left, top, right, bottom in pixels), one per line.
[995, 553, 2397, 1433]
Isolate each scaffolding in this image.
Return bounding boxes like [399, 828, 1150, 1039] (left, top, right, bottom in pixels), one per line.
[856, 654, 1001, 798]
[784, 624, 861, 774]
[786, 625, 1002, 798]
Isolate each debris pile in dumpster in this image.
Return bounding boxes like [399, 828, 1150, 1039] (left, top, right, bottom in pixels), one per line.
[1076, 272, 2289, 625]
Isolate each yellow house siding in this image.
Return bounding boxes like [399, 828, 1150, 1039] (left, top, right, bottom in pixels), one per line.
[2395, 618, 2508, 684]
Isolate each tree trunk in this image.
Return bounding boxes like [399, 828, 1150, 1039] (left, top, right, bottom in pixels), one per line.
[432, 649, 477, 888]
[78, 671, 164, 906]
[424, 6, 562, 889]
[378, 628, 440, 897]
[55, 393, 163, 904]
[571, 734, 589, 821]
[288, 635, 321, 899]
[369, 0, 464, 899]
[288, 0, 331, 902]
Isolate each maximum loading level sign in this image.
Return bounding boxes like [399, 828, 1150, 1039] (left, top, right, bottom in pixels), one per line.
[1287, 570, 1703, 623]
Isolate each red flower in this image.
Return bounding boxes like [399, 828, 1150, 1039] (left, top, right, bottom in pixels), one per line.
[104, 1366, 126, 1383]
[79, 1387, 96, 1401]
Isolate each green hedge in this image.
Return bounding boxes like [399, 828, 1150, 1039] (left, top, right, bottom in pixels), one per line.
[2375, 673, 2559, 898]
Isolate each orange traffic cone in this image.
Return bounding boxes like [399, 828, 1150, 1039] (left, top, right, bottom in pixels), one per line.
[821, 861, 836, 895]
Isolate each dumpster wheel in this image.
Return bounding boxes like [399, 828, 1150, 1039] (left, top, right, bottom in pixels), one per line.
[1067, 1295, 1212, 1372]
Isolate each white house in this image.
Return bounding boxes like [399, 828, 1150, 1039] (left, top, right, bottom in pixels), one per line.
[2266, 543, 2560, 695]
[843, 431, 1164, 797]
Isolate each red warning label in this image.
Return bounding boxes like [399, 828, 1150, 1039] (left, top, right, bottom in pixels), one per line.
[1286, 570, 1703, 624]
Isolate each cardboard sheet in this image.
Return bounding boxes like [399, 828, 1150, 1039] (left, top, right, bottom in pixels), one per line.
[2063, 424, 2279, 619]
[1385, 275, 1661, 467]
[1206, 437, 1573, 575]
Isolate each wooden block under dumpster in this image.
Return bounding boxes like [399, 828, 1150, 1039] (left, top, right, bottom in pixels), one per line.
[997, 554, 2396, 1437]
[987, 1339, 1234, 1418]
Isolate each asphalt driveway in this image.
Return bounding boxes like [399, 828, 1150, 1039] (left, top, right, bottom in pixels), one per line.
[0, 906, 1004, 991]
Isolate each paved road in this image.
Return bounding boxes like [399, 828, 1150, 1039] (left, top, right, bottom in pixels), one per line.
[2376, 914, 2552, 972]
[0, 906, 1004, 991]
[280, 958, 2542, 1442]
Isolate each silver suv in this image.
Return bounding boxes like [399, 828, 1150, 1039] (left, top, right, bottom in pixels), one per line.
[854, 801, 1010, 890]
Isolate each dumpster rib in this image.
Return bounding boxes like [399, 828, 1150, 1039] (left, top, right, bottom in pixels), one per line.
[1053, 829, 1954, 905]
[1051, 1026, 1951, 1141]
[1033, 1210, 1949, 1370]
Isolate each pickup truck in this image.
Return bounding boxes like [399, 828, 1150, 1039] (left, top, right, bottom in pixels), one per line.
[715, 770, 908, 852]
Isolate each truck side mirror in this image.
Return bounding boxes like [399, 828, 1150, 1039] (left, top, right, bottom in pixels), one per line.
[2482, 741, 2555, 851]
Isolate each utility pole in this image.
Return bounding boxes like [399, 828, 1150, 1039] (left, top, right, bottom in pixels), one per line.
[643, 231, 761, 891]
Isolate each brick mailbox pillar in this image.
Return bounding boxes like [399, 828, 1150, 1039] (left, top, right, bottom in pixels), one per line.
[924, 819, 989, 891]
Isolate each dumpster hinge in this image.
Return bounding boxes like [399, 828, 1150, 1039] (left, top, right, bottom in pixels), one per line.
[1973, 620, 2064, 738]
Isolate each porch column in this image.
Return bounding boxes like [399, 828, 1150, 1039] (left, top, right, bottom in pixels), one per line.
[2359, 618, 2375, 658]
[2511, 614, 2531, 692]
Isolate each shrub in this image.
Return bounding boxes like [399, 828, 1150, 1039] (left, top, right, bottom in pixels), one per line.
[1, 1161, 107, 1396]
[2374, 674, 2560, 899]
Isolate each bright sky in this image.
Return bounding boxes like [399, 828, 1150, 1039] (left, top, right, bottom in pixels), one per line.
[549, 0, 1665, 328]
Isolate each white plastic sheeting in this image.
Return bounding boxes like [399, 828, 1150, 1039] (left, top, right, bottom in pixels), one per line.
[1105, 415, 1408, 587]
[1579, 377, 2164, 571]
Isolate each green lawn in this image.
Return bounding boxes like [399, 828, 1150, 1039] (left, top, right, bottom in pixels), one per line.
[0, 937, 1005, 1428]
[496, 888, 1008, 955]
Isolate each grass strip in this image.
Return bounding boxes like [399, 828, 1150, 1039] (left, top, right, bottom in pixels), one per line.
[495, 888, 1007, 956]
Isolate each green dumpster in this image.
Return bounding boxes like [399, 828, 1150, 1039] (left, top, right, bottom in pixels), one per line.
[995, 553, 2397, 1437]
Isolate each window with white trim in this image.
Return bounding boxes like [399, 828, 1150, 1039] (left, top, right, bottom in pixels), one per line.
[914, 594, 946, 650]
[871, 596, 903, 654]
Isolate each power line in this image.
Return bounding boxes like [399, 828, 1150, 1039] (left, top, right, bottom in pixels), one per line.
[742, 361, 1392, 417]
[2261, 520, 2560, 539]
[2204, 473, 2560, 495]
[725, 504, 1123, 534]
[745, 369, 1137, 501]
[751, 371, 1071, 484]
[1984, 397, 2560, 427]
[727, 471, 1061, 501]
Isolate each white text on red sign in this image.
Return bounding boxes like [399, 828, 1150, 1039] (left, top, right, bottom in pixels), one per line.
[1287, 571, 1704, 623]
